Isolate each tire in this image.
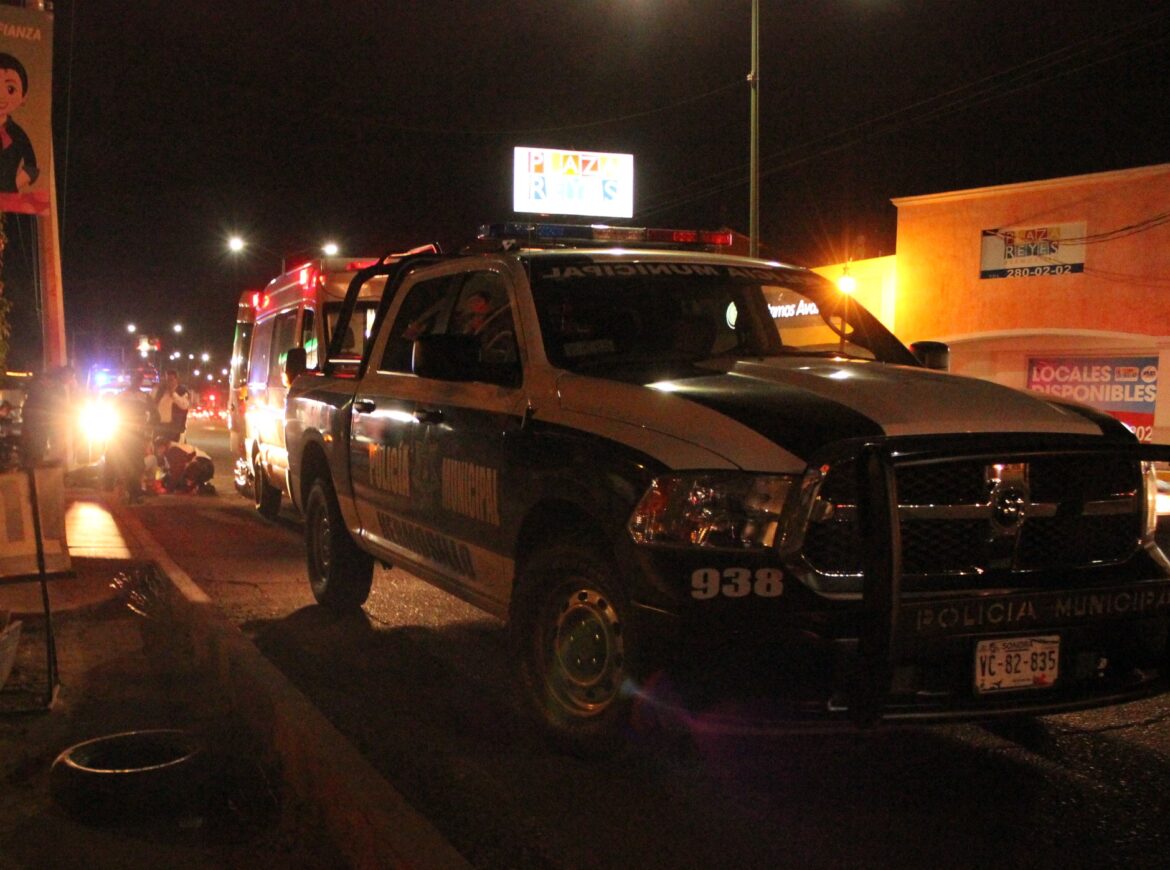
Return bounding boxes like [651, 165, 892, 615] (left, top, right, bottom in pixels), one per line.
[510, 541, 635, 757]
[305, 476, 373, 610]
[253, 454, 281, 518]
[49, 729, 208, 824]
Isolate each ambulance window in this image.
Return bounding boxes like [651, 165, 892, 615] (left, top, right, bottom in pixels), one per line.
[324, 302, 378, 360]
[268, 310, 298, 387]
[248, 318, 274, 390]
[302, 310, 318, 369]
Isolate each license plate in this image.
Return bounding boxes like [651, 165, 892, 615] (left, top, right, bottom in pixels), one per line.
[974, 635, 1059, 694]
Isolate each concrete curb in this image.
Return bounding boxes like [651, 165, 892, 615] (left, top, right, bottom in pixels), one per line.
[113, 505, 470, 870]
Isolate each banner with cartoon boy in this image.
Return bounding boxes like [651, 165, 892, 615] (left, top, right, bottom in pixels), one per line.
[0, 7, 51, 215]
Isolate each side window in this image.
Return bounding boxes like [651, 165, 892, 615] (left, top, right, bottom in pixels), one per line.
[379, 275, 458, 373]
[377, 270, 520, 386]
[452, 272, 520, 381]
[248, 318, 274, 390]
[268, 310, 299, 388]
[301, 309, 318, 369]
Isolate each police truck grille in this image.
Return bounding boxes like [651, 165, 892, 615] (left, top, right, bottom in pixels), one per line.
[801, 453, 1144, 588]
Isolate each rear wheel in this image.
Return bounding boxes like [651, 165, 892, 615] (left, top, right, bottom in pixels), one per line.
[253, 454, 281, 518]
[510, 542, 635, 756]
[305, 477, 373, 610]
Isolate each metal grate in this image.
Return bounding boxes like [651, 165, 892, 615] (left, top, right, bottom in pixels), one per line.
[802, 451, 1144, 584]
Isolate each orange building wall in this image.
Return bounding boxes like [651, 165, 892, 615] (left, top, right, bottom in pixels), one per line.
[891, 164, 1170, 345]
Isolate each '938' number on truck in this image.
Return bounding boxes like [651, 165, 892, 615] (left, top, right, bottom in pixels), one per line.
[691, 568, 784, 599]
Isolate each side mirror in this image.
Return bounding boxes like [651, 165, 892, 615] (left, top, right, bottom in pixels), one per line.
[412, 334, 479, 381]
[909, 340, 950, 371]
[283, 346, 308, 385]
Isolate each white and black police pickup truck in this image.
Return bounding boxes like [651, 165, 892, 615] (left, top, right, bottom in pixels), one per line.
[282, 222, 1170, 754]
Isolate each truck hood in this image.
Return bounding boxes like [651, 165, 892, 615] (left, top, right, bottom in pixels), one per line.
[556, 356, 1119, 469]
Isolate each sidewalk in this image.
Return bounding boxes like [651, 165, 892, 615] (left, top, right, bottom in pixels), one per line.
[0, 490, 467, 869]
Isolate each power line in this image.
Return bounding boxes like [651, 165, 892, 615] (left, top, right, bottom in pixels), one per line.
[636, 8, 1170, 220]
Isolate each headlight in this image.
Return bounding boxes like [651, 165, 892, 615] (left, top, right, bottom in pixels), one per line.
[627, 473, 797, 549]
[79, 401, 119, 442]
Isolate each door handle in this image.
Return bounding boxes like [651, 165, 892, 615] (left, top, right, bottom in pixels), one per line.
[414, 408, 444, 424]
[353, 399, 376, 414]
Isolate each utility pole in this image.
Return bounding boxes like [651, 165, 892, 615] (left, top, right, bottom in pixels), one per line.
[38, 155, 65, 367]
[748, 0, 759, 258]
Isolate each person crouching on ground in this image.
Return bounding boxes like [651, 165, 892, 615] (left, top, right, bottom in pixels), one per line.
[152, 436, 215, 494]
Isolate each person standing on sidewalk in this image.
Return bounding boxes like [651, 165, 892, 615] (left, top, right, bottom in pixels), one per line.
[110, 370, 153, 504]
[152, 368, 191, 443]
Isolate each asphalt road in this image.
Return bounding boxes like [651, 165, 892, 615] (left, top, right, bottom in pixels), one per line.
[131, 420, 1170, 869]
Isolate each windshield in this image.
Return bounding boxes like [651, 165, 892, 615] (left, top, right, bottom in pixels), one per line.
[529, 258, 917, 375]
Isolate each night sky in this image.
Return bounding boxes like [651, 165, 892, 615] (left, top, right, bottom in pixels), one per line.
[4, 0, 1169, 371]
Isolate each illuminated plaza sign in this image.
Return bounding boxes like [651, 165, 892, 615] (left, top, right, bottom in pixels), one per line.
[513, 147, 634, 219]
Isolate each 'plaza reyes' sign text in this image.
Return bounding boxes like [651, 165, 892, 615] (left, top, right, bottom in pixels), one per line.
[980, 222, 1086, 279]
[513, 147, 633, 219]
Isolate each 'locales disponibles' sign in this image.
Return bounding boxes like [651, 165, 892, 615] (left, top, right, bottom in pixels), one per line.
[980, 222, 1086, 279]
[1027, 355, 1159, 441]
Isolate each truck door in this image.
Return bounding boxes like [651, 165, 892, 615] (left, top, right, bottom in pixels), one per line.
[351, 267, 524, 610]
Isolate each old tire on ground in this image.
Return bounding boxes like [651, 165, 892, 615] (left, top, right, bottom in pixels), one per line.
[510, 542, 635, 757]
[253, 454, 281, 519]
[305, 476, 373, 610]
[50, 729, 208, 824]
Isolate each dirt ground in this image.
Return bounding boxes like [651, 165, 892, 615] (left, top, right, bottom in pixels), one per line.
[0, 560, 342, 869]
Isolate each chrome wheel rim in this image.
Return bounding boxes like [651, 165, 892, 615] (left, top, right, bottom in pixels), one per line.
[547, 586, 624, 716]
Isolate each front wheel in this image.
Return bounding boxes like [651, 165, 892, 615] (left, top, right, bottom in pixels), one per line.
[510, 542, 635, 756]
[304, 477, 373, 610]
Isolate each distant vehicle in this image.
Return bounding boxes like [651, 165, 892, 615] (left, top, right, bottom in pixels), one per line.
[0, 370, 31, 466]
[77, 365, 157, 466]
[85, 364, 158, 400]
[0, 370, 31, 428]
[283, 222, 1170, 755]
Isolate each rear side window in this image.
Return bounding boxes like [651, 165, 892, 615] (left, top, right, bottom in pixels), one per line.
[301, 310, 318, 369]
[268, 310, 299, 387]
[248, 318, 274, 389]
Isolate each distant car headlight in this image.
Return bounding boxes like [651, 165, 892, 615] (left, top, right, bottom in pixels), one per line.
[628, 473, 797, 549]
[79, 401, 119, 442]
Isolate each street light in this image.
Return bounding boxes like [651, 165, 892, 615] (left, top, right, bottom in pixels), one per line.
[126, 323, 137, 334]
[173, 323, 183, 334]
[227, 236, 340, 273]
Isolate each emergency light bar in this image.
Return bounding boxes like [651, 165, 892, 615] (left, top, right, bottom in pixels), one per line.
[478, 222, 733, 249]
